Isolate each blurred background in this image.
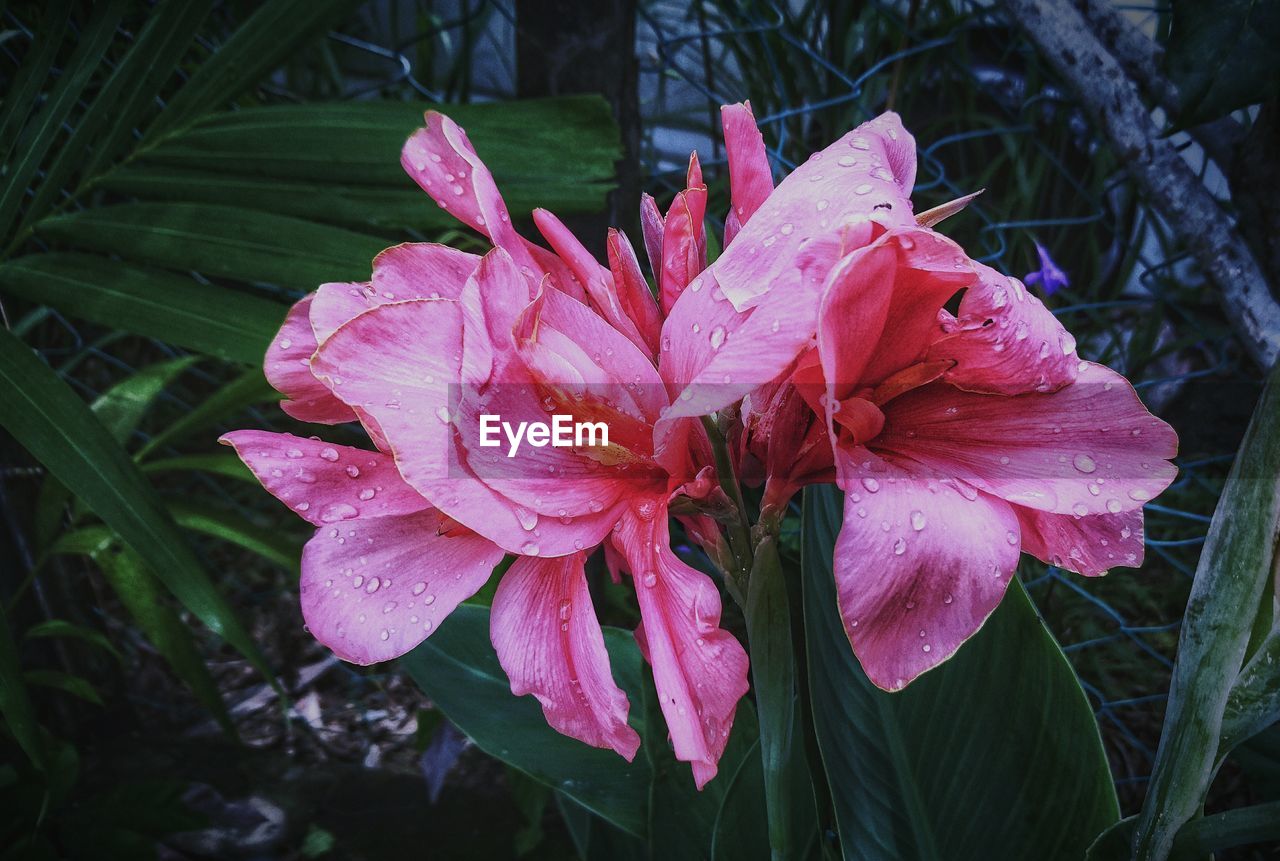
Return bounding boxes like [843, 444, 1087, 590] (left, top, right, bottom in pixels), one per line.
[1, 0, 1277, 858]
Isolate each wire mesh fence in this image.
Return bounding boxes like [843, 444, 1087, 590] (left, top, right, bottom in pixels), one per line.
[3, 0, 1259, 816]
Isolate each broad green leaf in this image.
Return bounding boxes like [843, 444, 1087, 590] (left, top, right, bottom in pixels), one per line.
[0, 328, 273, 693]
[557, 793, 647, 861]
[401, 604, 650, 837]
[50, 527, 235, 736]
[0, 253, 287, 364]
[1165, 0, 1280, 125]
[143, 0, 363, 141]
[36, 204, 388, 290]
[0, 610, 45, 768]
[1133, 362, 1280, 859]
[167, 499, 302, 570]
[23, 670, 103, 706]
[1090, 801, 1280, 859]
[643, 672, 762, 860]
[743, 536, 819, 859]
[0, 0, 125, 239]
[136, 367, 276, 460]
[800, 485, 1119, 861]
[127, 97, 619, 212]
[96, 166, 468, 232]
[1220, 629, 1280, 753]
[710, 738, 769, 861]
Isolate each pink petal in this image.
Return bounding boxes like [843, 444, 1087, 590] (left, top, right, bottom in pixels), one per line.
[612, 506, 749, 788]
[532, 208, 650, 356]
[264, 294, 356, 424]
[833, 446, 1021, 690]
[606, 228, 663, 358]
[659, 172, 708, 314]
[311, 286, 625, 556]
[657, 265, 818, 423]
[372, 242, 478, 302]
[300, 507, 504, 664]
[720, 102, 773, 226]
[218, 430, 430, 526]
[402, 114, 535, 268]
[639, 192, 665, 275]
[1016, 506, 1145, 576]
[819, 227, 976, 394]
[876, 361, 1179, 517]
[491, 554, 641, 759]
[927, 263, 1079, 395]
[712, 112, 919, 311]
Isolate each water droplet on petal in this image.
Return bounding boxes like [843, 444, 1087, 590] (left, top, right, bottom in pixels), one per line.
[1073, 454, 1097, 474]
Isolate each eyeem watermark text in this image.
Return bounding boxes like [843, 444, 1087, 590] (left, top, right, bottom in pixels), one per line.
[479, 414, 610, 458]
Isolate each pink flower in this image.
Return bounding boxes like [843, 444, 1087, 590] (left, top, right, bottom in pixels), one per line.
[225, 98, 1178, 788]
[224, 110, 753, 787]
[662, 108, 1179, 691]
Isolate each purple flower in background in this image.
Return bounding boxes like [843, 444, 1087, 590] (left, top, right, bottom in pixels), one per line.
[1023, 242, 1069, 295]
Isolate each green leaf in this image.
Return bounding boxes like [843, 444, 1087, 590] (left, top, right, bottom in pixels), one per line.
[136, 367, 276, 460]
[76, 0, 215, 185]
[0, 0, 126, 239]
[0, 610, 46, 769]
[95, 166, 462, 232]
[143, 0, 364, 142]
[0, 328, 274, 693]
[50, 527, 235, 736]
[643, 671, 762, 860]
[142, 452, 256, 483]
[23, 669, 103, 706]
[100, 95, 623, 232]
[25, 620, 122, 662]
[1220, 628, 1280, 753]
[167, 499, 302, 570]
[743, 536, 819, 859]
[710, 738, 769, 861]
[1133, 361, 1280, 859]
[23, 0, 215, 228]
[800, 485, 1119, 861]
[36, 204, 389, 290]
[0, 0, 72, 166]
[401, 604, 650, 837]
[92, 357, 199, 446]
[0, 253, 287, 364]
[1166, 0, 1280, 125]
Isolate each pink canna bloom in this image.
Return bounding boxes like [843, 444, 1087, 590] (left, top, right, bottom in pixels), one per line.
[226, 95, 1178, 787]
[225, 109, 754, 787]
[663, 104, 1179, 691]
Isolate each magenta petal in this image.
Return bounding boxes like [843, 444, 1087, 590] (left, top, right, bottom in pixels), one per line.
[833, 446, 1020, 690]
[373, 242, 477, 300]
[928, 263, 1079, 395]
[1016, 506, 1145, 576]
[612, 507, 749, 789]
[300, 508, 503, 664]
[720, 102, 773, 226]
[640, 192, 665, 275]
[607, 228, 663, 358]
[711, 112, 919, 311]
[264, 295, 355, 424]
[219, 430, 429, 525]
[877, 362, 1179, 516]
[659, 184, 708, 315]
[491, 554, 641, 759]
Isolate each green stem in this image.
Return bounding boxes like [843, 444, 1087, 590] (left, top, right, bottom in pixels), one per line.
[700, 414, 753, 595]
